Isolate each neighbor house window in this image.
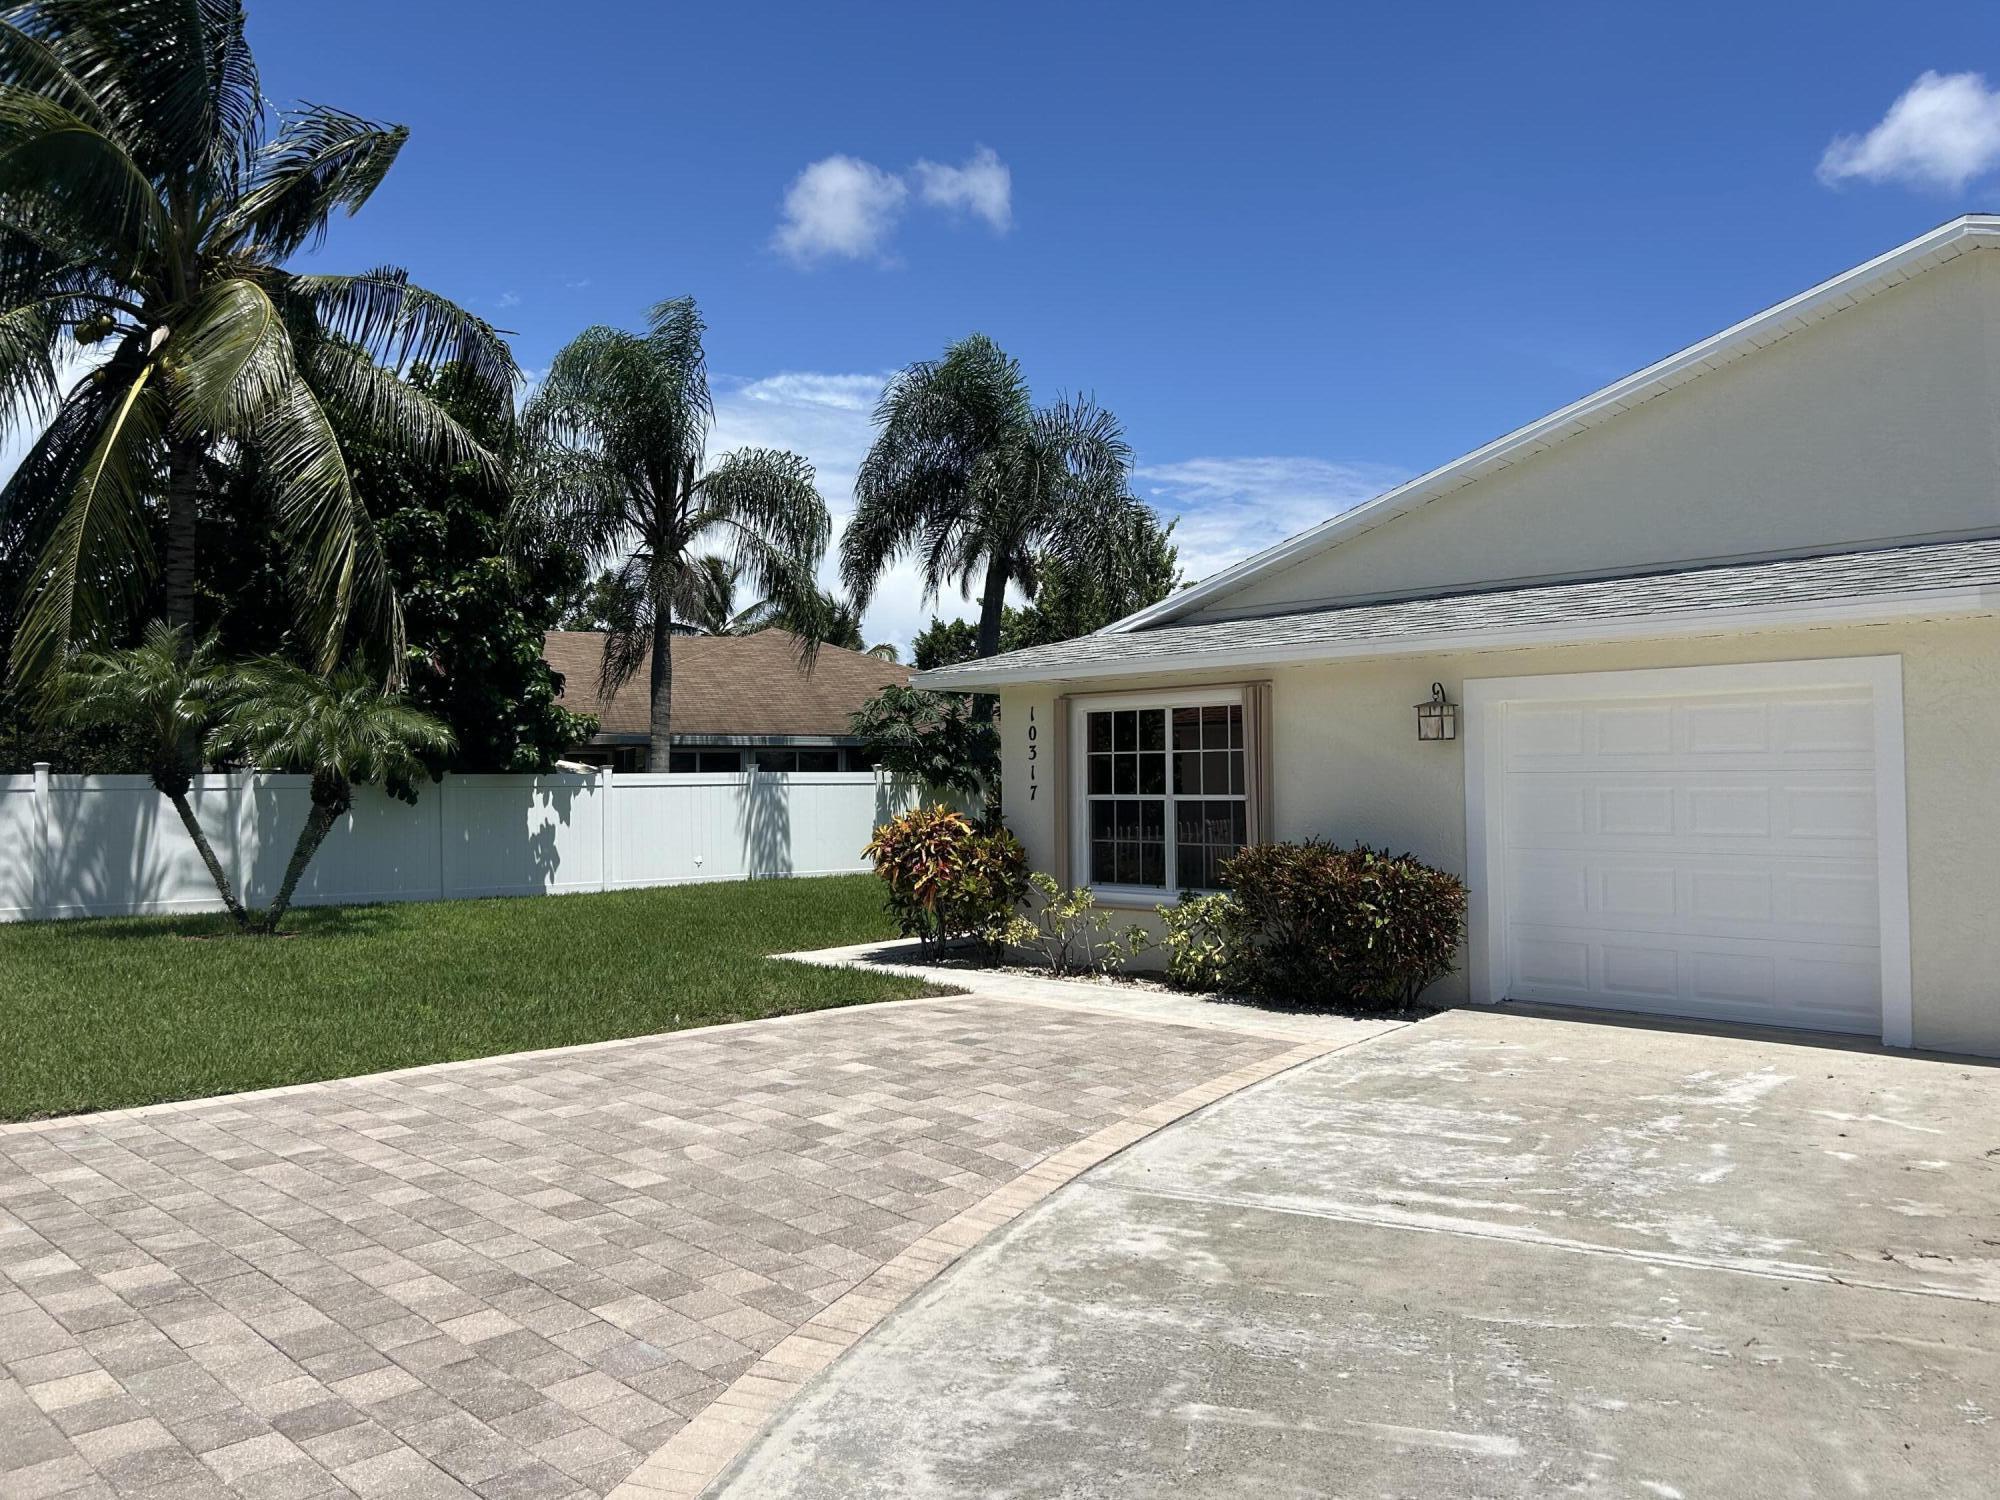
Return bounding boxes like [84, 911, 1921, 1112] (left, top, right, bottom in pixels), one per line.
[1082, 701, 1246, 891]
[754, 748, 842, 773]
[667, 749, 744, 773]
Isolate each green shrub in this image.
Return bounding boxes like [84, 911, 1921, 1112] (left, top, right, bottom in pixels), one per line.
[1013, 872, 1151, 976]
[1219, 841, 1466, 1009]
[864, 805, 1029, 956]
[1157, 892, 1247, 992]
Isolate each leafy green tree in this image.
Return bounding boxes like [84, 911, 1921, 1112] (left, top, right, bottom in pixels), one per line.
[341, 362, 592, 771]
[51, 623, 248, 924]
[909, 508, 1179, 670]
[215, 660, 454, 932]
[1009, 510, 1180, 649]
[0, 0, 511, 687]
[841, 334, 1142, 718]
[849, 683, 998, 805]
[911, 615, 990, 672]
[523, 298, 831, 770]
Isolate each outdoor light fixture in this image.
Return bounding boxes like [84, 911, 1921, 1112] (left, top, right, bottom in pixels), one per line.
[1415, 682, 1457, 742]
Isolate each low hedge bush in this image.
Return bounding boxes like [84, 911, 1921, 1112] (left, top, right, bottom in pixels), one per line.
[1174, 841, 1465, 1009]
[864, 805, 1029, 956]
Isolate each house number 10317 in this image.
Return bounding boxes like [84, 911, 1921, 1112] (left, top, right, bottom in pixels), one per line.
[1026, 707, 1037, 800]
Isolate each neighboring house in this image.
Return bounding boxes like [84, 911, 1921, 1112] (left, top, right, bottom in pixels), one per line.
[543, 629, 909, 773]
[919, 215, 2000, 1058]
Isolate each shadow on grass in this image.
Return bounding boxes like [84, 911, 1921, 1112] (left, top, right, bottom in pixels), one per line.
[23, 903, 404, 942]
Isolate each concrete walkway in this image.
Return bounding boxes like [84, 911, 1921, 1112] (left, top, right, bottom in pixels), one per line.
[1, 963, 1389, 1500]
[716, 1006, 2000, 1498]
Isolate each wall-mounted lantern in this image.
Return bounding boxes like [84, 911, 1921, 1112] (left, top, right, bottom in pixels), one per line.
[1415, 682, 1457, 742]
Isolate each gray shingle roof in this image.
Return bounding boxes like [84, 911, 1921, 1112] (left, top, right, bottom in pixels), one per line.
[916, 538, 2000, 689]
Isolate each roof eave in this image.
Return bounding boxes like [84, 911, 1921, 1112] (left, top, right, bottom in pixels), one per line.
[914, 584, 2000, 691]
[1109, 213, 2000, 636]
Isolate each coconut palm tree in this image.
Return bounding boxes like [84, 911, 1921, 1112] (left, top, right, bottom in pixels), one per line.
[50, 621, 248, 925]
[522, 298, 830, 770]
[0, 0, 512, 687]
[841, 334, 1139, 718]
[214, 659, 453, 933]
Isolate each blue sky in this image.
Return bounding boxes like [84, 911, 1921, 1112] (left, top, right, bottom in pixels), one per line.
[246, 1, 2000, 647]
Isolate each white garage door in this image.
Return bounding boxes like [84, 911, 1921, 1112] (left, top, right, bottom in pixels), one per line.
[1491, 675, 1887, 1035]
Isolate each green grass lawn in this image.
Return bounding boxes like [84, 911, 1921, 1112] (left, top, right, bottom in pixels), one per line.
[0, 875, 943, 1122]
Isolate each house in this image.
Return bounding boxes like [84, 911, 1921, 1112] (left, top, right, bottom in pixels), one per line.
[542, 629, 909, 773]
[917, 216, 2000, 1058]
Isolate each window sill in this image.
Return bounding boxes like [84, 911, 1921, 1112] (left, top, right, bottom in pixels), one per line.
[1088, 886, 1196, 911]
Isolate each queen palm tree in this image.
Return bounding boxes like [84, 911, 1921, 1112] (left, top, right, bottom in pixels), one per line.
[0, 0, 512, 687]
[51, 620, 248, 925]
[841, 334, 1140, 718]
[523, 298, 831, 770]
[214, 659, 453, 933]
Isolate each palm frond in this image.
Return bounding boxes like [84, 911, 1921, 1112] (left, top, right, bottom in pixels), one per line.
[250, 376, 403, 679]
[594, 550, 654, 696]
[289, 267, 515, 396]
[9, 354, 162, 681]
[0, 90, 165, 261]
[222, 104, 406, 260]
[301, 339, 503, 489]
[10, 0, 260, 182]
[164, 274, 290, 432]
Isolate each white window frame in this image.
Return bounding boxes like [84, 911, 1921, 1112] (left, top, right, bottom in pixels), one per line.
[1068, 685, 1249, 905]
[1461, 656, 1912, 1048]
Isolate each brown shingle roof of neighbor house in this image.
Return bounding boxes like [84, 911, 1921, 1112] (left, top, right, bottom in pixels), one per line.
[541, 630, 910, 739]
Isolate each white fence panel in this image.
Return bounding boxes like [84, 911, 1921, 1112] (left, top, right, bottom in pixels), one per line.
[441, 774, 606, 899]
[0, 774, 44, 920]
[1, 766, 920, 922]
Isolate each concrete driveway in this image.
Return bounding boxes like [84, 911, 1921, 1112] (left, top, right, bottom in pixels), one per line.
[716, 1007, 2000, 1499]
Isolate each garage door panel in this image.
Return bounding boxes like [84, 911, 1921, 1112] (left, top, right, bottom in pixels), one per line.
[1505, 774, 1876, 860]
[1493, 678, 1886, 1037]
[1504, 692, 1876, 773]
[1509, 854, 1879, 945]
[1508, 922, 1882, 1033]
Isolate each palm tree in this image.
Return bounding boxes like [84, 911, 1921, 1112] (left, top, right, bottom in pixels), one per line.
[50, 621, 248, 925]
[841, 334, 1139, 718]
[0, 1, 512, 687]
[676, 554, 775, 637]
[214, 660, 453, 933]
[523, 298, 831, 770]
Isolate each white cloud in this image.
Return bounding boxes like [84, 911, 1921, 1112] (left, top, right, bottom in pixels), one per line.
[773, 148, 1013, 266]
[708, 369, 984, 653]
[1818, 70, 2000, 191]
[1135, 456, 1406, 585]
[911, 146, 1012, 231]
[773, 155, 909, 265]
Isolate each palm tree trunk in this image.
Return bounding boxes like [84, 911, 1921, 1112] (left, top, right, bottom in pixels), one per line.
[971, 557, 1009, 724]
[161, 440, 203, 634]
[167, 790, 248, 929]
[263, 802, 338, 934]
[646, 608, 675, 771]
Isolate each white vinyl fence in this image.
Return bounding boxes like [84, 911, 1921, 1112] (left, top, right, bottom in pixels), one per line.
[0, 767, 920, 923]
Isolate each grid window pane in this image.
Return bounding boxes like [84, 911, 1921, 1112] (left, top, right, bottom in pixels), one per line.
[1173, 751, 1201, 794]
[1114, 754, 1137, 794]
[1090, 842, 1115, 883]
[1083, 701, 1243, 894]
[1173, 706, 1202, 750]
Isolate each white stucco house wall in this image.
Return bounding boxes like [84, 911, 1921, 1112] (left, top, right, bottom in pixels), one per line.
[917, 216, 2000, 1058]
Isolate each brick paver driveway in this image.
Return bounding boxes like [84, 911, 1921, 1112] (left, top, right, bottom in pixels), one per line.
[1, 992, 1319, 1500]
